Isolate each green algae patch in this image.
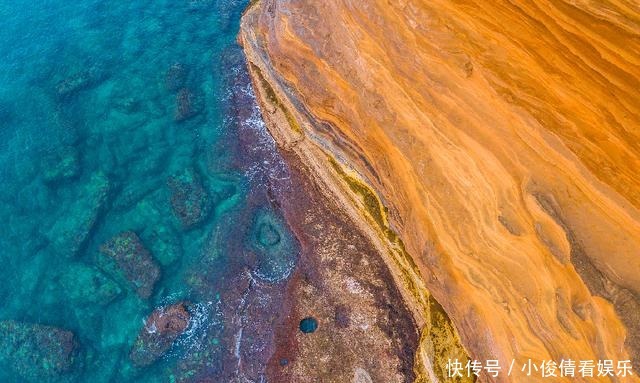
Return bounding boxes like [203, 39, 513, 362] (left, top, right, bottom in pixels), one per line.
[327, 155, 473, 382]
[328, 156, 387, 230]
[421, 296, 475, 383]
[327, 156, 424, 297]
[327, 155, 431, 312]
[245, 0, 260, 13]
[327, 157, 420, 273]
[413, 296, 475, 383]
[250, 63, 303, 135]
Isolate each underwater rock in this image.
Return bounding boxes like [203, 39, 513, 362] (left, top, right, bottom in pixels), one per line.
[249, 209, 299, 283]
[59, 263, 121, 306]
[0, 320, 78, 381]
[114, 97, 141, 114]
[168, 168, 212, 229]
[99, 231, 161, 299]
[165, 63, 187, 92]
[257, 221, 281, 247]
[46, 172, 110, 257]
[56, 65, 105, 98]
[130, 302, 191, 367]
[174, 87, 203, 122]
[42, 145, 80, 183]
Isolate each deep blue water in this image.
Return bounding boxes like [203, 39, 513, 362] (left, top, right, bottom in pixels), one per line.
[0, 0, 298, 381]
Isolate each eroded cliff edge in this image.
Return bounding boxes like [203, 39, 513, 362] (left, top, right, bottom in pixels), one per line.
[239, 1, 640, 382]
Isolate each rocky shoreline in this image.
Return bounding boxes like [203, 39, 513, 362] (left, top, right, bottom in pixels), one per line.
[238, 0, 640, 382]
[238, 2, 471, 382]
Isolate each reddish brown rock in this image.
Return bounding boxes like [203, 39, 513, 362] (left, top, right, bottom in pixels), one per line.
[130, 302, 191, 367]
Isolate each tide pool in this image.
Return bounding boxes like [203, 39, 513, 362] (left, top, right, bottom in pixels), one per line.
[0, 0, 297, 381]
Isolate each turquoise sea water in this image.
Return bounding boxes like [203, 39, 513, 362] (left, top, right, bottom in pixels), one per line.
[0, 0, 298, 381]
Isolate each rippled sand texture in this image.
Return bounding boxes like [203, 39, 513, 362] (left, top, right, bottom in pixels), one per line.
[241, 1, 640, 381]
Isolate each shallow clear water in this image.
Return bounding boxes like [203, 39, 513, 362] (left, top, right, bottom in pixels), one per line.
[0, 0, 297, 381]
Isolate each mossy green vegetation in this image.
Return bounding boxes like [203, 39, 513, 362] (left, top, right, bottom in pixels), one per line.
[327, 155, 473, 383]
[250, 63, 303, 134]
[423, 296, 475, 383]
[328, 156, 387, 230]
[327, 156, 428, 304]
[246, 0, 260, 12]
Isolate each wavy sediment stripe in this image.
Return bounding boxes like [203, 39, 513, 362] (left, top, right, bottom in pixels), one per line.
[240, 1, 640, 382]
[241, 6, 472, 383]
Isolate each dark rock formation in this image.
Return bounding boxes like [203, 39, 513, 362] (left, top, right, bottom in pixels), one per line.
[174, 87, 203, 122]
[168, 168, 212, 229]
[56, 65, 105, 98]
[165, 63, 187, 92]
[130, 302, 191, 367]
[99, 231, 160, 299]
[0, 320, 78, 381]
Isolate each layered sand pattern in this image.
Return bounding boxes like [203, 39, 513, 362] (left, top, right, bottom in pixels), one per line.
[240, 1, 640, 382]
